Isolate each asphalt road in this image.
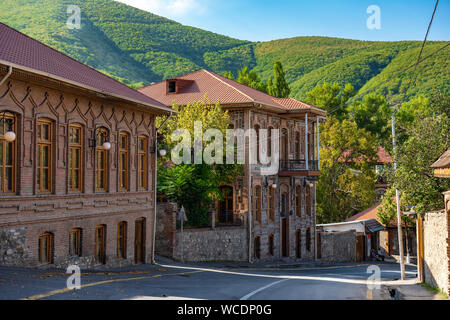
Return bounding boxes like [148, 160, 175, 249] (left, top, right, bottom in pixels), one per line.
[0, 261, 417, 300]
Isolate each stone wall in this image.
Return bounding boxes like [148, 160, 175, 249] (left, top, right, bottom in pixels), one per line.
[0, 227, 29, 266]
[174, 226, 248, 262]
[423, 210, 449, 295]
[318, 230, 356, 263]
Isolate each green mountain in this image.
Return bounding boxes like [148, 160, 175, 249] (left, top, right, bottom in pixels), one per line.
[0, 0, 448, 100]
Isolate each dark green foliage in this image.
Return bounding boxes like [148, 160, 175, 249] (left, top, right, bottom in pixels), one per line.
[272, 61, 290, 98]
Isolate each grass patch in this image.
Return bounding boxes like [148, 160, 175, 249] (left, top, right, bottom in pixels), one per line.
[420, 282, 449, 300]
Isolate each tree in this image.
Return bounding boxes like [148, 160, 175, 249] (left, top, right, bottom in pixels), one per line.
[305, 82, 354, 120]
[386, 112, 450, 215]
[236, 66, 267, 93]
[272, 61, 290, 98]
[158, 96, 242, 227]
[316, 117, 378, 223]
[347, 93, 392, 144]
[377, 188, 398, 227]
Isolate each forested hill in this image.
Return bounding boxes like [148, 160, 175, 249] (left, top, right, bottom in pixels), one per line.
[0, 0, 448, 101]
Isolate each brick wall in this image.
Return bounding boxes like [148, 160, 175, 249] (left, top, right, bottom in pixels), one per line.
[0, 73, 157, 268]
[155, 202, 177, 258]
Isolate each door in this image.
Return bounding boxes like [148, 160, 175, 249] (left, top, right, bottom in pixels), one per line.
[281, 129, 288, 163]
[356, 235, 364, 262]
[316, 232, 321, 259]
[134, 218, 146, 264]
[95, 225, 106, 264]
[218, 186, 234, 224]
[281, 193, 289, 257]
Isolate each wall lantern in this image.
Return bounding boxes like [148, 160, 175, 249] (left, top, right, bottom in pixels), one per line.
[271, 184, 277, 189]
[89, 128, 110, 150]
[0, 112, 16, 142]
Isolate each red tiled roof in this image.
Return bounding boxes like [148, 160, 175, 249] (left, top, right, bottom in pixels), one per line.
[346, 203, 381, 222]
[377, 146, 393, 164]
[346, 197, 405, 227]
[0, 22, 171, 113]
[139, 69, 326, 115]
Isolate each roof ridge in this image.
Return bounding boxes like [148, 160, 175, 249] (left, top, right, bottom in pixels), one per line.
[138, 69, 206, 90]
[0, 22, 167, 109]
[201, 69, 255, 102]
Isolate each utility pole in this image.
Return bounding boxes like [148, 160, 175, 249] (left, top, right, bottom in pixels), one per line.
[391, 113, 406, 280]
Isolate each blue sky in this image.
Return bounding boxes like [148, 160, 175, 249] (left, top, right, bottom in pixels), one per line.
[115, 0, 449, 41]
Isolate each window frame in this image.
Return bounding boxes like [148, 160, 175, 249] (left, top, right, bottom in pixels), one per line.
[253, 185, 262, 222]
[138, 135, 148, 190]
[117, 221, 127, 259]
[296, 185, 302, 217]
[95, 128, 109, 192]
[39, 232, 53, 264]
[118, 132, 129, 191]
[0, 111, 17, 195]
[95, 225, 106, 264]
[69, 228, 82, 257]
[36, 119, 53, 193]
[268, 187, 275, 221]
[68, 124, 83, 193]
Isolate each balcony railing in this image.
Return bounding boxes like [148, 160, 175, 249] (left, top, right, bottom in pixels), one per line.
[280, 160, 319, 172]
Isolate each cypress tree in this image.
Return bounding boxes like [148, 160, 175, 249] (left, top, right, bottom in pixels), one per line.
[273, 61, 291, 98]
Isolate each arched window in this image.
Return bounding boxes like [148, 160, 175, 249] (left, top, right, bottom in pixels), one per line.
[69, 228, 82, 257]
[68, 124, 83, 193]
[39, 232, 53, 264]
[138, 136, 148, 190]
[267, 127, 273, 158]
[268, 186, 275, 221]
[296, 185, 302, 217]
[119, 132, 129, 191]
[37, 119, 53, 193]
[295, 132, 301, 160]
[253, 185, 261, 222]
[254, 125, 260, 164]
[117, 221, 127, 259]
[96, 128, 109, 192]
[0, 111, 16, 194]
[305, 185, 311, 216]
[95, 225, 106, 264]
[306, 228, 311, 252]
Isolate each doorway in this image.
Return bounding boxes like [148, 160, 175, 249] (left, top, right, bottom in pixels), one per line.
[281, 192, 289, 257]
[95, 225, 106, 264]
[134, 218, 146, 264]
[218, 186, 234, 224]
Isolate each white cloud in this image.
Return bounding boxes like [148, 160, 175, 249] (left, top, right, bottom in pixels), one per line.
[115, 0, 207, 18]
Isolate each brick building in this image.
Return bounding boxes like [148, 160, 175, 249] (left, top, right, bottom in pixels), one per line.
[140, 70, 326, 262]
[0, 23, 173, 268]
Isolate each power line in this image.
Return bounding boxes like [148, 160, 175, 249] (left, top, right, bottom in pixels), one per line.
[328, 0, 444, 115]
[403, 0, 440, 95]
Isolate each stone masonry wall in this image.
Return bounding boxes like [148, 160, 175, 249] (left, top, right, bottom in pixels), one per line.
[174, 227, 248, 262]
[0, 227, 29, 266]
[319, 230, 356, 263]
[423, 210, 449, 295]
